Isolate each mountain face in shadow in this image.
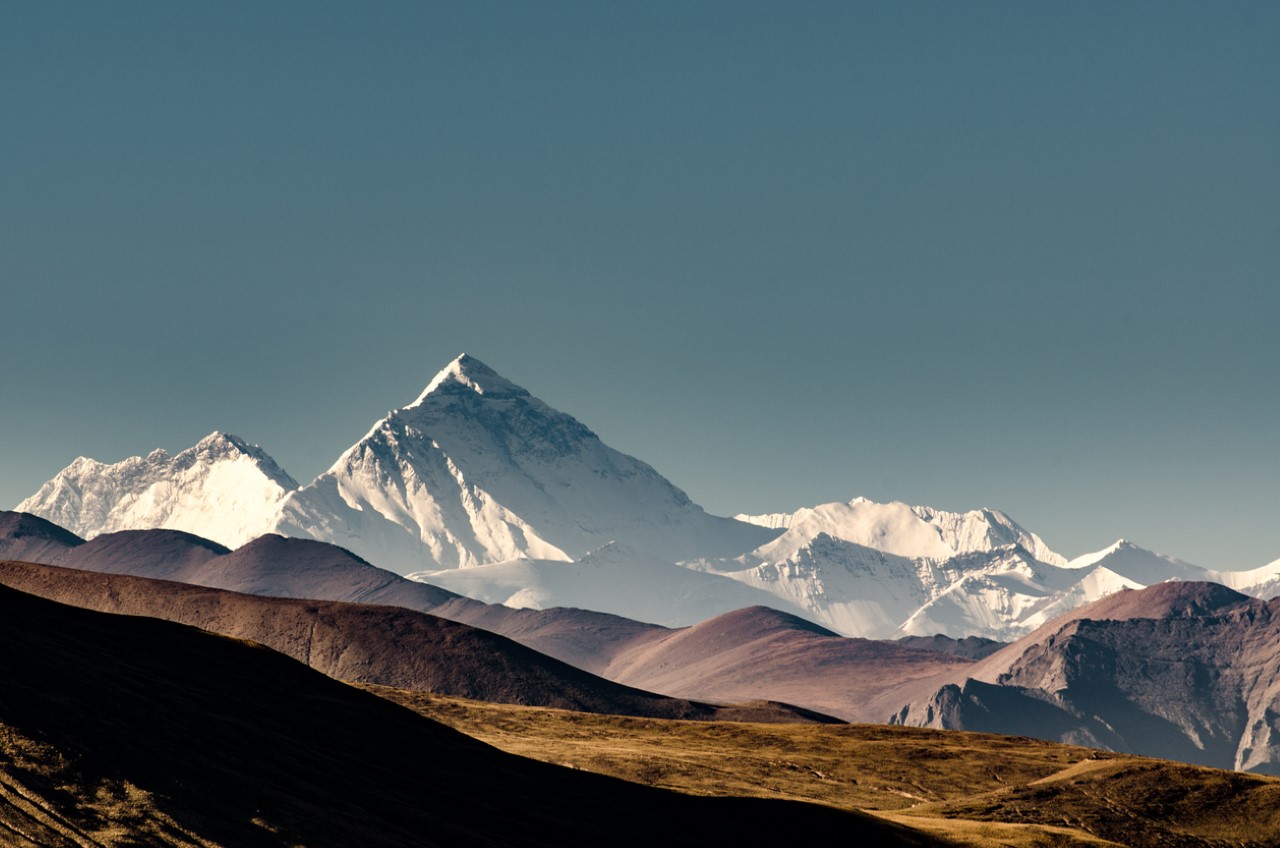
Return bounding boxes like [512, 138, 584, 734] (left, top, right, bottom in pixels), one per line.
[892, 582, 1280, 772]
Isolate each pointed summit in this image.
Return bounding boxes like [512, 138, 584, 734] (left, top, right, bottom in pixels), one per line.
[275, 353, 778, 573]
[1066, 538, 1210, 585]
[186, 432, 299, 489]
[412, 353, 530, 405]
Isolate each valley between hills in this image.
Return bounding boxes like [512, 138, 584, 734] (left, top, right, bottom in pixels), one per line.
[373, 689, 1280, 848]
[4, 355, 1280, 846]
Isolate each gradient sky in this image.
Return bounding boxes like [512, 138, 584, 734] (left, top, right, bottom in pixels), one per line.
[2, 2, 1277, 568]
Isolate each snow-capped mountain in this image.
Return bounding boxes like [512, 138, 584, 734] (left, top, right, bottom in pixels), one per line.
[20, 355, 777, 576]
[695, 534, 941, 637]
[16, 432, 297, 549]
[696, 499, 1078, 638]
[697, 500, 1240, 639]
[273, 354, 778, 573]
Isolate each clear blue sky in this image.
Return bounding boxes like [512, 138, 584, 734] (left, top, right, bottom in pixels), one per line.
[3, 2, 1277, 568]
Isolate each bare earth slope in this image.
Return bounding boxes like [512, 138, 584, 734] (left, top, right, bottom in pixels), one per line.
[0, 583, 940, 848]
[598, 606, 974, 722]
[0, 559, 828, 723]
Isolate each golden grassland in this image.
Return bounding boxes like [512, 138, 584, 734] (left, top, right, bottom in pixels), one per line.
[367, 685, 1280, 848]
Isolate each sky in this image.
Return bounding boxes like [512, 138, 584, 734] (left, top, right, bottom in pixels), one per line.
[2, 2, 1277, 569]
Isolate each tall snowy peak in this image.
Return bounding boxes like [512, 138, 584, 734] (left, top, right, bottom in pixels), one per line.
[277, 354, 777, 573]
[16, 432, 297, 548]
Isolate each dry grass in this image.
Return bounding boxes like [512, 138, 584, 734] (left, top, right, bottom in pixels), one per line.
[368, 686, 1280, 848]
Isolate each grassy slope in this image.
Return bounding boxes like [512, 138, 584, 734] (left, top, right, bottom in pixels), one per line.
[369, 687, 1280, 848]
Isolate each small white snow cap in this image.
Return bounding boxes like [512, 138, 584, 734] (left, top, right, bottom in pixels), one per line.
[411, 353, 530, 404]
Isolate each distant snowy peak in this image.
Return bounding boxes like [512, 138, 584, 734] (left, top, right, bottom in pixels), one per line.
[1066, 539, 1210, 584]
[1066, 538, 1138, 570]
[280, 411, 573, 570]
[1067, 539, 1280, 599]
[1213, 558, 1280, 600]
[892, 546, 1141, 640]
[738, 497, 1064, 565]
[16, 432, 296, 547]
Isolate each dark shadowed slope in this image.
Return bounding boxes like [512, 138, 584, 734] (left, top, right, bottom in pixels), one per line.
[0, 559, 828, 722]
[598, 606, 974, 722]
[0, 513, 670, 669]
[0, 510, 86, 563]
[892, 582, 1280, 772]
[0, 514, 462, 608]
[0, 584, 945, 848]
[59, 527, 232, 576]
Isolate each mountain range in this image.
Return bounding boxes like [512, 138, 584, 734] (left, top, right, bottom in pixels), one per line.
[17, 353, 1280, 641]
[6, 510, 1280, 774]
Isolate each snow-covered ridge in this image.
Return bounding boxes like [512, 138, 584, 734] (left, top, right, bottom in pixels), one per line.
[1212, 558, 1280, 598]
[737, 497, 1065, 566]
[16, 431, 297, 548]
